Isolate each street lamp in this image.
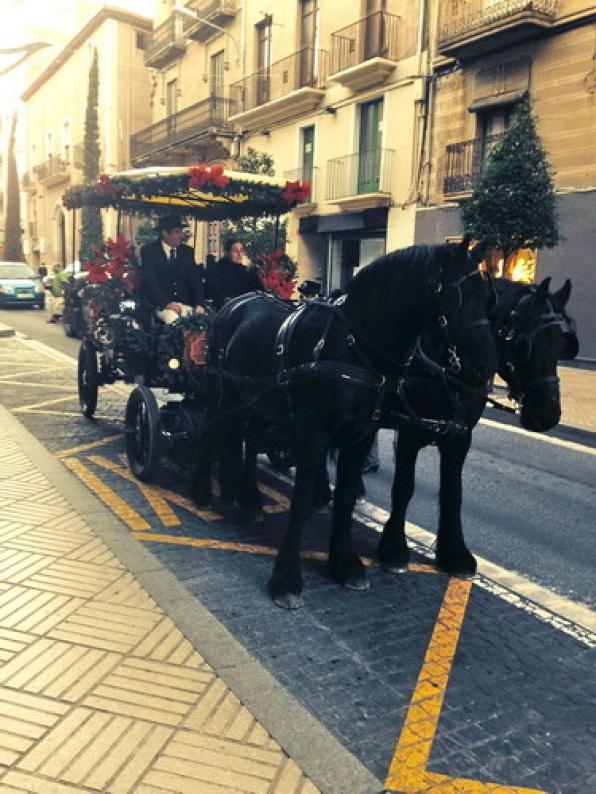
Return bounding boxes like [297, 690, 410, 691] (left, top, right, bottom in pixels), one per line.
[0, 42, 50, 77]
[172, 4, 241, 63]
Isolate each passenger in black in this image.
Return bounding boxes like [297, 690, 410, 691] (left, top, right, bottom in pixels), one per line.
[205, 238, 262, 310]
[140, 215, 205, 324]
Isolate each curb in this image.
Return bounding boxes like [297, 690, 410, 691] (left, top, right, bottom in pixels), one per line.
[0, 322, 15, 338]
[0, 403, 383, 794]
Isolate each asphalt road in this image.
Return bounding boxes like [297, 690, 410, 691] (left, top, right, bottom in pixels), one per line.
[2, 304, 595, 611]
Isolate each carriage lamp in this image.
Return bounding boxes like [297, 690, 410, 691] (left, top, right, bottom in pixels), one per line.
[168, 358, 180, 370]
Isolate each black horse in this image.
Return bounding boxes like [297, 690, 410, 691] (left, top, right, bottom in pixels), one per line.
[192, 240, 497, 608]
[377, 276, 578, 577]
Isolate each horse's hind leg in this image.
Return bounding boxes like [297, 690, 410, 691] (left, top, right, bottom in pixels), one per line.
[191, 423, 216, 508]
[378, 428, 422, 572]
[436, 432, 476, 576]
[268, 435, 329, 609]
[327, 437, 371, 589]
[236, 418, 265, 522]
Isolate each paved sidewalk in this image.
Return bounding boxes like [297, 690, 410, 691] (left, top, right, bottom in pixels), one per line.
[0, 411, 322, 794]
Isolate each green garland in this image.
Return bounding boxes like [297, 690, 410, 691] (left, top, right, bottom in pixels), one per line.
[155, 312, 214, 392]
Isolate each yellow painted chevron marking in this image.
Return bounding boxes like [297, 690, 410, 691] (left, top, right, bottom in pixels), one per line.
[0, 380, 76, 390]
[89, 455, 180, 527]
[13, 394, 78, 411]
[62, 457, 150, 531]
[385, 577, 545, 793]
[56, 434, 122, 458]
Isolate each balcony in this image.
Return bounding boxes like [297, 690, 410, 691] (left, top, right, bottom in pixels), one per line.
[33, 157, 70, 187]
[330, 11, 399, 91]
[183, 0, 237, 42]
[438, 0, 557, 61]
[229, 48, 327, 129]
[443, 134, 503, 196]
[130, 96, 235, 164]
[21, 171, 37, 192]
[283, 166, 318, 210]
[326, 148, 394, 210]
[144, 12, 187, 68]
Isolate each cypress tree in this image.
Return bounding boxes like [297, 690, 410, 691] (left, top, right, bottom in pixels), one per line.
[79, 48, 103, 262]
[461, 102, 558, 265]
[5, 113, 24, 261]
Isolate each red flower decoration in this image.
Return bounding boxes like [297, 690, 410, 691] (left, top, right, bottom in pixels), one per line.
[255, 249, 297, 299]
[188, 163, 230, 190]
[281, 180, 311, 204]
[97, 173, 119, 200]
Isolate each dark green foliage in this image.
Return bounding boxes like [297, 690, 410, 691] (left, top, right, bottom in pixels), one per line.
[222, 148, 285, 260]
[461, 102, 558, 261]
[79, 49, 103, 262]
[5, 114, 24, 261]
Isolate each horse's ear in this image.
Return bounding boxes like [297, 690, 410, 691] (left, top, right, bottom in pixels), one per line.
[535, 277, 551, 300]
[553, 278, 572, 308]
[457, 235, 472, 258]
[469, 240, 487, 266]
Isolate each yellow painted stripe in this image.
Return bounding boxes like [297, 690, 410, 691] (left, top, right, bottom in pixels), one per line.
[13, 394, 78, 411]
[91, 454, 220, 522]
[57, 434, 122, 458]
[385, 577, 544, 793]
[63, 457, 150, 531]
[89, 455, 180, 527]
[0, 380, 77, 391]
[16, 409, 114, 419]
[480, 416, 596, 457]
[258, 482, 291, 513]
[0, 365, 59, 380]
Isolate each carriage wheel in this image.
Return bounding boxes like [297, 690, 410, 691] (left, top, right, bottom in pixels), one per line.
[267, 448, 295, 472]
[78, 342, 98, 419]
[125, 386, 161, 482]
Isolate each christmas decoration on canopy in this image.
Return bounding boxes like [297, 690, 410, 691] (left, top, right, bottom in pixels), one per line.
[254, 250, 297, 299]
[63, 164, 310, 221]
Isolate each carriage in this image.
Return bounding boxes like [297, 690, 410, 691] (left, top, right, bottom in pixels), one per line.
[63, 165, 309, 481]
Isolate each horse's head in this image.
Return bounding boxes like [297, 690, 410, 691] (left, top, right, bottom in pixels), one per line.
[495, 277, 578, 432]
[426, 237, 498, 387]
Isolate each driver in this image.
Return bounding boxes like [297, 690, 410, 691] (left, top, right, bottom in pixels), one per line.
[140, 215, 205, 324]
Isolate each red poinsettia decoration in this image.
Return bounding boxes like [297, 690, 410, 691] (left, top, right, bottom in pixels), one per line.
[97, 173, 120, 200]
[255, 249, 297, 299]
[86, 235, 136, 293]
[188, 163, 230, 190]
[281, 180, 311, 204]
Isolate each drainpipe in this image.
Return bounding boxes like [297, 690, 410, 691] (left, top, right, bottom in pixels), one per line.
[421, 0, 439, 206]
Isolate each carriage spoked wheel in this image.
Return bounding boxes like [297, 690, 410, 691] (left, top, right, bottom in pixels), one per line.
[77, 342, 99, 419]
[125, 386, 162, 482]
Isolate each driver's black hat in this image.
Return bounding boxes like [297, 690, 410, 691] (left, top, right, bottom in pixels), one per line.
[158, 214, 188, 231]
[297, 279, 321, 296]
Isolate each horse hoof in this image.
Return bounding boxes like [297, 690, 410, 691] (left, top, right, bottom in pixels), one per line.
[273, 592, 303, 610]
[381, 563, 408, 574]
[344, 576, 370, 591]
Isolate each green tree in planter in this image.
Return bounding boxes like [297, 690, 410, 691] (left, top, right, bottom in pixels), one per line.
[5, 113, 24, 261]
[222, 148, 286, 261]
[79, 48, 103, 263]
[461, 102, 558, 270]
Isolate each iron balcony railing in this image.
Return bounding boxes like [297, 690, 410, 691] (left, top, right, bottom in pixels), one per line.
[183, 0, 237, 40]
[230, 48, 327, 114]
[283, 166, 317, 203]
[439, 0, 557, 43]
[330, 11, 399, 75]
[130, 96, 235, 162]
[144, 12, 186, 67]
[33, 157, 70, 182]
[443, 134, 503, 194]
[326, 148, 394, 201]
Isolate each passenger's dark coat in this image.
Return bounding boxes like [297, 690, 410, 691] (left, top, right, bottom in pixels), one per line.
[140, 240, 204, 310]
[205, 256, 262, 310]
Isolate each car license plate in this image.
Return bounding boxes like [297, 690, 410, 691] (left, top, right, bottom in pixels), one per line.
[18, 293, 33, 299]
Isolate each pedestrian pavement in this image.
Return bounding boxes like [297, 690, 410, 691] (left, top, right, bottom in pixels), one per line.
[0, 407, 324, 794]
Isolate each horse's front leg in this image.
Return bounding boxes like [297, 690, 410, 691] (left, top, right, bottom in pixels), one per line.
[378, 428, 422, 572]
[268, 436, 329, 610]
[327, 436, 372, 590]
[236, 418, 264, 522]
[435, 431, 476, 575]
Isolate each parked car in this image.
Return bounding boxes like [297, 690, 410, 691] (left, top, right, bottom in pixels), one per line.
[0, 261, 45, 309]
[62, 272, 88, 338]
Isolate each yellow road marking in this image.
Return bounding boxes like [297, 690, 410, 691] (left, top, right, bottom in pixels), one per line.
[15, 409, 115, 419]
[13, 394, 78, 411]
[258, 482, 290, 513]
[56, 434, 123, 458]
[480, 416, 596, 457]
[89, 454, 220, 522]
[0, 365, 60, 380]
[62, 457, 150, 531]
[0, 380, 76, 390]
[385, 578, 545, 793]
[89, 455, 180, 527]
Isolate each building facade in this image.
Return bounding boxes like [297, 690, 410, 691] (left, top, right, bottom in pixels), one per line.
[20, 8, 152, 270]
[417, 0, 596, 358]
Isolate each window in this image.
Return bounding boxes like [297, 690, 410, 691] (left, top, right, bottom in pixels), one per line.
[299, 0, 319, 85]
[358, 99, 383, 193]
[166, 79, 178, 136]
[256, 17, 272, 105]
[207, 222, 220, 258]
[61, 121, 70, 164]
[301, 125, 315, 185]
[135, 31, 147, 50]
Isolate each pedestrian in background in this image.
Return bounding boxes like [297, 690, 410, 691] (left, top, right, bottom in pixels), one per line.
[205, 238, 261, 310]
[46, 263, 69, 324]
